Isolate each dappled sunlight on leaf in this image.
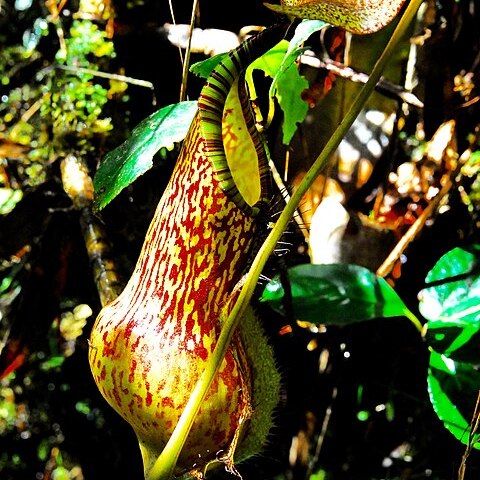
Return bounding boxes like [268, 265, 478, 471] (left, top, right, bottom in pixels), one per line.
[93, 101, 197, 210]
[428, 351, 480, 450]
[261, 263, 418, 327]
[420, 245, 480, 363]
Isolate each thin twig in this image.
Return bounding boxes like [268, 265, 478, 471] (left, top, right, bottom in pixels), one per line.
[168, 0, 184, 65]
[45, 0, 67, 58]
[300, 55, 424, 108]
[458, 390, 480, 480]
[20, 98, 43, 123]
[55, 65, 154, 89]
[269, 156, 310, 241]
[179, 0, 199, 102]
[305, 387, 338, 479]
[376, 176, 452, 278]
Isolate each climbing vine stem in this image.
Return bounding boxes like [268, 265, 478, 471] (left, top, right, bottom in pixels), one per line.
[149, 1, 423, 478]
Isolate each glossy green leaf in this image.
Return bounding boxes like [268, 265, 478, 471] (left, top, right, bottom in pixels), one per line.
[420, 245, 480, 362]
[260, 263, 418, 326]
[428, 351, 480, 449]
[93, 101, 197, 211]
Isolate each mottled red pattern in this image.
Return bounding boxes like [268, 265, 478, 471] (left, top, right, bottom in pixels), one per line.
[87, 22, 292, 476]
[89, 115, 255, 474]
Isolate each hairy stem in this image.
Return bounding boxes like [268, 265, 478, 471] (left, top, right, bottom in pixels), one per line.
[150, 1, 423, 478]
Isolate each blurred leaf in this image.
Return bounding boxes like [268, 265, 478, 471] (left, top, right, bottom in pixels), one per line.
[428, 351, 480, 449]
[420, 245, 480, 362]
[385, 401, 395, 422]
[0, 263, 22, 295]
[40, 355, 65, 371]
[0, 387, 17, 434]
[75, 400, 91, 416]
[357, 410, 370, 421]
[23, 17, 49, 53]
[93, 101, 198, 211]
[37, 439, 50, 462]
[59, 304, 92, 342]
[52, 466, 70, 480]
[461, 150, 480, 177]
[260, 263, 416, 325]
[0, 189, 23, 215]
[309, 469, 326, 480]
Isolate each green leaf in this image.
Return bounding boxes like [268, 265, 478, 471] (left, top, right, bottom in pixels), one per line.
[279, 20, 327, 72]
[247, 40, 291, 80]
[260, 263, 417, 326]
[247, 20, 327, 145]
[420, 245, 480, 362]
[248, 41, 309, 145]
[93, 101, 198, 211]
[270, 20, 326, 144]
[37, 439, 50, 462]
[263, 20, 327, 91]
[428, 351, 480, 449]
[190, 52, 228, 78]
[194, 21, 327, 146]
[274, 56, 310, 145]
